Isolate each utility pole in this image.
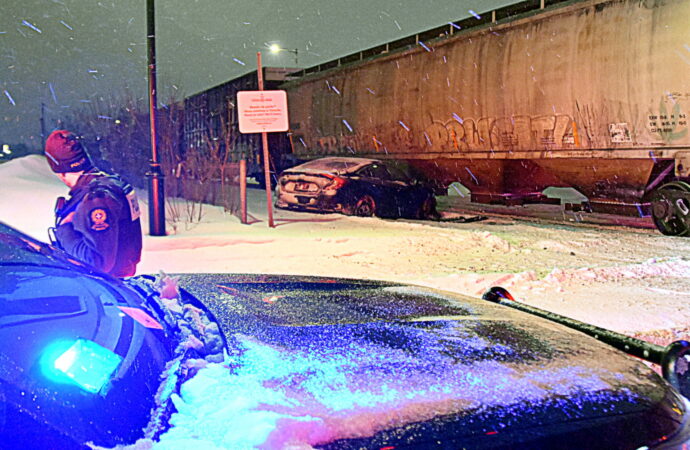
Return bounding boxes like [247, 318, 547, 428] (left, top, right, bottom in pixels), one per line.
[146, 0, 166, 236]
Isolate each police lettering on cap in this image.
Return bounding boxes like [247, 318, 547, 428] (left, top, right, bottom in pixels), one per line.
[45, 130, 93, 173]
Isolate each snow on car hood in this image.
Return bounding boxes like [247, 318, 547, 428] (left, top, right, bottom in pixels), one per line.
[154, 275, 678, 449]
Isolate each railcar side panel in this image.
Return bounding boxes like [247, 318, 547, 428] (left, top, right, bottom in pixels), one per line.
[284, 0, 690, 203]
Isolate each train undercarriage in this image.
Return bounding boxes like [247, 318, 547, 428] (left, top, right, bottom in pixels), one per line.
[400, 155, 690, 236]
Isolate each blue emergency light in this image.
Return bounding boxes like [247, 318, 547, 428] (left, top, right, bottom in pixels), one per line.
[41, 339, 123, 394]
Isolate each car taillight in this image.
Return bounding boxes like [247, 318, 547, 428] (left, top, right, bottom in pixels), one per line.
[323, 174, 347, 192]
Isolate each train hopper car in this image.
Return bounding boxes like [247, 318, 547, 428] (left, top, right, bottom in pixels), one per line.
[282, 0, 690, 235]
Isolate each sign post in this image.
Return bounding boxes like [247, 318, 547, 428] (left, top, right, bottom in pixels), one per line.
[236, 52, 289, 228]
[239, 159, 247, 224]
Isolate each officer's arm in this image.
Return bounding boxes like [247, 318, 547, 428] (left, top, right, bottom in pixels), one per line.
[54, 193, 121, 274]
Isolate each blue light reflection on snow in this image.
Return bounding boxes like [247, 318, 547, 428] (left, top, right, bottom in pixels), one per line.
[158, 318, 640, 449]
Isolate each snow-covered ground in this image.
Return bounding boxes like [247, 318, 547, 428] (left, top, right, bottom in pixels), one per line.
[5, 155, 690, 448]
[3, 155, 690, 343]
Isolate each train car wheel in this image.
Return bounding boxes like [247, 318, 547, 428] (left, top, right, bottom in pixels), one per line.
[353, 195, 376, 217]
[650, 181, 690, 236]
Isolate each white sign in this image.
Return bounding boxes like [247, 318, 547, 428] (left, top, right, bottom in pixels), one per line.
[237, 90, 289, 133]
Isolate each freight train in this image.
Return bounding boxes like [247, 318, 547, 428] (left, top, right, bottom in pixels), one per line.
[277, 0, 690, 235]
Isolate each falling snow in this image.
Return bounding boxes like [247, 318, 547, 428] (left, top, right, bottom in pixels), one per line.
[4, 90, 16, 105]
[21, 20, 42, 34]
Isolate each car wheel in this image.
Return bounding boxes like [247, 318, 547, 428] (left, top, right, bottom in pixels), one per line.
[352, 195, 376, 217]
[417, 196, 439, 220]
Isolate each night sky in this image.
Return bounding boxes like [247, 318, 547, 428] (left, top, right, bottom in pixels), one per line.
[1, 0, 515, 149]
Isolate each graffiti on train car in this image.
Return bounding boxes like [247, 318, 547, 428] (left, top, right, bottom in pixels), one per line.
[296, 99, 689, 156]
[298, 113, 582, 155]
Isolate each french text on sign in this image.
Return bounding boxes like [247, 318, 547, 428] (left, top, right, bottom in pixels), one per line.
[237, 90, 289, 133]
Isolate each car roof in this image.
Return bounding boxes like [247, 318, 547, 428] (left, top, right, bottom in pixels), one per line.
[284, 157, 382, 175]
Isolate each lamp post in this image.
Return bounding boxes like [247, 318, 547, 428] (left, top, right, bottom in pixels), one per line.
[146, 0, 166, 236]
[269, 44, 298, 66]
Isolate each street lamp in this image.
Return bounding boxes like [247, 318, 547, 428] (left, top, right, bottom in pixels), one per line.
[269, 44, 298, 66]
[146, 0, 166, 236]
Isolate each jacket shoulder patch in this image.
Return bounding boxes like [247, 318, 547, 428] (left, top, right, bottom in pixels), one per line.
[126, 190, 141, 221]
[89, 208, 110, 231]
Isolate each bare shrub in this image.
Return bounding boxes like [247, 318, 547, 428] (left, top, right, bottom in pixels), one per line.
[59, 91, 242, 232]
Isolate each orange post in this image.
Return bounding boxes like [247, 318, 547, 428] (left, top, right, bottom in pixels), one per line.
[257, 52, 275, 228]
[240, 159, 247, 224]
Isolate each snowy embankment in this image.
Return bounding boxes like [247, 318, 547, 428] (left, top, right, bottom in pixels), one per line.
[2, 155, 690, 342]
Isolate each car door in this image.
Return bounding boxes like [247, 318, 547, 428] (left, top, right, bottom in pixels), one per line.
[357, 163, 409, 216]
[381, 163, 424, 216]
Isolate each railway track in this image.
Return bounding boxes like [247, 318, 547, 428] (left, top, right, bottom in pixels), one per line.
[435, 196, 659, 234]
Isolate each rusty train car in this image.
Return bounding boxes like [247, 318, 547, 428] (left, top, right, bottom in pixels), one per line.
[281, 0, 690, 235]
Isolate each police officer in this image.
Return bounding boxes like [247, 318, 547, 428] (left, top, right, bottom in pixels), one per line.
[45, 129, 143, 277]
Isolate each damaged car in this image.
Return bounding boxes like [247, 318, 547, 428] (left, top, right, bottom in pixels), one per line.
[275, 157, 438, 219]
[1, 220, 690, 449]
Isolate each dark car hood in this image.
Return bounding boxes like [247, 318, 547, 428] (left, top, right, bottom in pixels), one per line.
[171, 274, 685, 448]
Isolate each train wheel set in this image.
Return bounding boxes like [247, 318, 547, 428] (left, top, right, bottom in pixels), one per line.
[650, 181, 690, 237]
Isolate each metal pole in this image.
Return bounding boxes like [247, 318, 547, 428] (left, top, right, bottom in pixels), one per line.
[240, 159, 247, 224]
[146, 0, 166, 236]
[257, 52, 275, 228]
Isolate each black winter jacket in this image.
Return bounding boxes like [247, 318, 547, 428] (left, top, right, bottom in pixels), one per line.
[53, 170, 142, 277]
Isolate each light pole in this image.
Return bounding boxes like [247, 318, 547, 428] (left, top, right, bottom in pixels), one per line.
[146, 0, 166, 236]
[269, 44, 298, 66]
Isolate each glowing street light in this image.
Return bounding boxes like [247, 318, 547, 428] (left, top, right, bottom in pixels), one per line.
[269, 44, 298, 65]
